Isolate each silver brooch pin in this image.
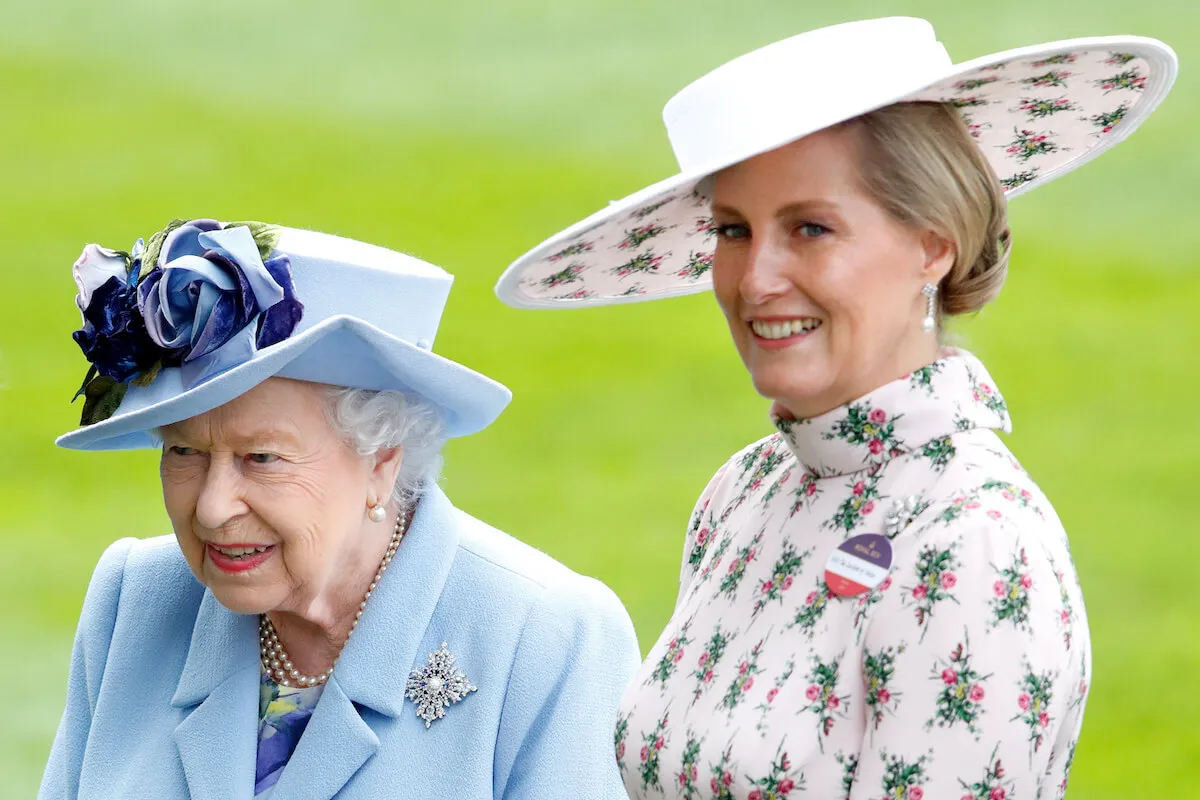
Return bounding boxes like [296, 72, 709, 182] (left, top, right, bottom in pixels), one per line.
[884, 495, 922, 538]
[405, 642, 477, 728]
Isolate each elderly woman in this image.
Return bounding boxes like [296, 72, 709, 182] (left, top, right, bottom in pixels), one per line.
[41, 219, 639, 799]
[496, 18, 1176, 799]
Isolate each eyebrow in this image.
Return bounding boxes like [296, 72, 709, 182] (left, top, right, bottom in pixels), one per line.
[161, 425, 303, 451]
[711, 199, 844, 220]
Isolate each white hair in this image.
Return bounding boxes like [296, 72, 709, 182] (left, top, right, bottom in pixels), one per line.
[323, 387, 446, 507]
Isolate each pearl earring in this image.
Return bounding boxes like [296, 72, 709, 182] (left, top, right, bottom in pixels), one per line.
[921, 283, 938, 333]
[367, 503, 387, 523]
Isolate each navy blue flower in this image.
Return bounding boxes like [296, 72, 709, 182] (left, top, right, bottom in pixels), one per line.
[72, 274, 161, 383]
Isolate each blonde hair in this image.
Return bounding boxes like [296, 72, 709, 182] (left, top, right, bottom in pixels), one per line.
[836, 102, 1012, 321]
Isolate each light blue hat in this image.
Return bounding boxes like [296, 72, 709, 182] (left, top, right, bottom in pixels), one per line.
[58, 219, 511, 451]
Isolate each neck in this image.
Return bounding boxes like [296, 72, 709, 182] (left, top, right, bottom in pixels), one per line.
[265, 507, 400, 679]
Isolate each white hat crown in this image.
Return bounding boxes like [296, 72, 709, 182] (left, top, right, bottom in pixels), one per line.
[664, 17, 952, 174]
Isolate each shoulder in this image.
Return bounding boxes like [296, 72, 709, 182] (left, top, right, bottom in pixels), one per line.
[450, 507, 635, 639]
[697, 432, 791, 509]
[81, 534, 195, 615]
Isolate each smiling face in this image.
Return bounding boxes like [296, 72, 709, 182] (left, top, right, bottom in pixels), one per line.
[710, 123, 956, 420]
[159, 378, 401, 617]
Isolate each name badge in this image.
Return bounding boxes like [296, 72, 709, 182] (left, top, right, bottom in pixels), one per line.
[824, 534, 893, 597]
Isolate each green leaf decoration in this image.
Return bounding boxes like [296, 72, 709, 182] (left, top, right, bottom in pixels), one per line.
[226, 220, 283, 261]
[140, 218, 189, 279]
[131, 359, 163, 387]
[79, 376, 129, 426]
[72, 363, 99, 402]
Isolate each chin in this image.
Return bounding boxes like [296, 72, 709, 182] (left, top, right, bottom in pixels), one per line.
[209, 585, 277, 616]
[747, 359, 834, 415]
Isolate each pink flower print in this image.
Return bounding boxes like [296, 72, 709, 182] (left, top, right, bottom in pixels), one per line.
[962, 795, 975, 800]
[1001, 490, 1015, 501]
[668, 638, 677, 649]
[869, 408, 888, 424]
[779, 778, 795, 794]
[711, 778, 719, 793]
[749, 791, 763, 800]
[910, 788, 924, 800]
[703, 669, 713, 683]
[880, 576, 892, 591]
[853, 481, 865, 496]
[994, 580, 1007, 597]
[987, 509, 1003, 520]
[827, 695, 840, 709]
[1020, 489, 1032, 501]
[781, 754, 791, 771]
[679, 772, 688, 786]
[862, 501, 876, 515]
[1020, 574, 1033, 589]
[941, 572, 957, 589]
[782, 575, 794, 590]
[868, 439, 884, 455]
[767, 687, 779, 702]
[805, 685, 820, 702]
[990, 789, 1007, 800]
[698, 652, 709, 666]
[805, 482, 818, 497]
[739, 661, 749, 675]
[743, 677, 755, 692]
[823, 717, 835, 735]
[673, 648, 685, 663]
[877, 688, 891, 703]
[655, 736, 664, 750]
[723, 771, 733, 786]
[966, 501, 982, 510]
[761, 580, 774, 595]
[640, 745, 648, 761]
[805, 591, 819, 606]
[942, 668, 959, 685]
[969, 684, 986, 702]
[913, 584, 929, 600]
[1038, 712, 1050, 728]
[1061, 609, 1070, 623]
[1018, 693, 1032, 711]
[696, 528, 709, 545]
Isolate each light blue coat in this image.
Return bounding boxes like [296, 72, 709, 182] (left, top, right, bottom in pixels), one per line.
[40, 487, 639, 799]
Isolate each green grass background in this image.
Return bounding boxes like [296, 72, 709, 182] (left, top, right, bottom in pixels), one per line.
[1, 0, 1197, 795]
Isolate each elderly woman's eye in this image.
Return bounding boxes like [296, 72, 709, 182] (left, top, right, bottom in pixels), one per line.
[246, 452, 280, 465]
[715, 223, 750, 241]
[798, 222, 830, 238]
[168, 446, 198, 457]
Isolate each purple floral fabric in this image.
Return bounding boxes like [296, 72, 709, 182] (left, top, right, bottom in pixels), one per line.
[616, 350, 1089, 799]
[255, 671, 323, 797]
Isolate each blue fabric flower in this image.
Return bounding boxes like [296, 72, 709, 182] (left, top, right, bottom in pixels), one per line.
[138, 221, 302, 364]
[71, 243, 159, 383]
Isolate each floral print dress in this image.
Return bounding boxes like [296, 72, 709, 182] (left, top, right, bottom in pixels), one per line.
[255, 671, 323, 797]
[616, 350, 1089, 799]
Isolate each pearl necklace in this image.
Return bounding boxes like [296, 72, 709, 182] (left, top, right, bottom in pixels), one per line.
[259, 509, 408, 688]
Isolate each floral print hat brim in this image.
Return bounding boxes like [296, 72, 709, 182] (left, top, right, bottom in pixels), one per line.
[495, 21, 1176, 309]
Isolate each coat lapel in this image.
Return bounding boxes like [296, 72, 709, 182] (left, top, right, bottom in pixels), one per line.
[171, 591, 260, 800]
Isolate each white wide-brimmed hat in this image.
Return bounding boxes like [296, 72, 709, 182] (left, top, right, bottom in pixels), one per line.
[495, 17, 1176, 309]
[59, 220, 512, 451]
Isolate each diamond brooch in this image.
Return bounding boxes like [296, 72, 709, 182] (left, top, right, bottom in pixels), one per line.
[405, 642, 477, 728]
[884, 495, 923, 538]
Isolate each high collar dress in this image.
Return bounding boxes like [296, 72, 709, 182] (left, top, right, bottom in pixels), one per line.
[617, 350, 1090, 800]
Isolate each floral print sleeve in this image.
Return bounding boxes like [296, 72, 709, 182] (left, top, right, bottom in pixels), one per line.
[677, 460, 733, 610]
[852, 503, 1089, 799]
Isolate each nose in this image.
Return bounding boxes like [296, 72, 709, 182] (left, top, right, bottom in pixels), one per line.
[739, 237, 792, 307]
[194, 455, 250, 531]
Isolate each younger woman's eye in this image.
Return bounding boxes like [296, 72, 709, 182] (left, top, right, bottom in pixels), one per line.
[797, 223, 830, 238]
[715, 223, 750, 241]
[168, 446, 198, 457]
[246, 452, 279, 465]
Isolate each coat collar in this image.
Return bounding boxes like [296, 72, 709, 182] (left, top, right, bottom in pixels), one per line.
[771, 349, 1013, 477]
[169, 485, 464, 799]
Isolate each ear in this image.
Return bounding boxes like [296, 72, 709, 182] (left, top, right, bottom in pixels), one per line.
[919, 230, 957, 285]
[367, 446, 405, 508]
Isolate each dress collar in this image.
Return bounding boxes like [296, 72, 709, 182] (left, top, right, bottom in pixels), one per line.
[771, 349, 1012, 477]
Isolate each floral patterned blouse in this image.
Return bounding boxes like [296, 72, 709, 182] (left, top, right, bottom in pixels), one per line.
[616, 350, 1090, 800]
[255, 671, 323, 797]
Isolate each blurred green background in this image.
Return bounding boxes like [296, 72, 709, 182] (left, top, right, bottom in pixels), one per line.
[1, 0, 1196, 796]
